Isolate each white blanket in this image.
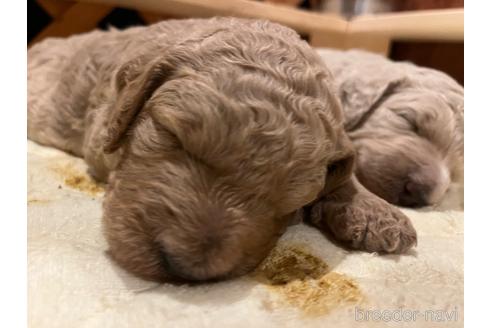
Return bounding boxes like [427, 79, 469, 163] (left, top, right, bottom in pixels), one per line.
[28, 139, 463, 328]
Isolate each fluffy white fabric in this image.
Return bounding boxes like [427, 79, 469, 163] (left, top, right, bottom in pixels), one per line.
[28, 139, 463, 328]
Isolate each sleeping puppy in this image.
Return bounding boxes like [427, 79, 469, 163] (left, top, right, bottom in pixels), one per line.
[317, 49, 464, 208]
[28, 18, 416, 283]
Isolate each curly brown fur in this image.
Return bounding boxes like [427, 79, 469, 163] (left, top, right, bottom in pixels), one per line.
[28, 18, 416, 282]
[318, 49, 464, 208]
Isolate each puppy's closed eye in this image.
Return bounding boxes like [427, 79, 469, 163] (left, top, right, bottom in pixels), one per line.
[392, 107, 419, 134]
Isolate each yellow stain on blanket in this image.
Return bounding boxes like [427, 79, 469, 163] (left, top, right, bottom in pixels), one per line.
[52, 163, 104, 196]
[27, 198, 51, 204]
[254, 245, 363, 316]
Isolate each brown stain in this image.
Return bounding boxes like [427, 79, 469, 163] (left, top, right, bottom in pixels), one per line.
[254, 245, 363, 316]
[52, 164, 104, 196]
[27, 198, 51, 204]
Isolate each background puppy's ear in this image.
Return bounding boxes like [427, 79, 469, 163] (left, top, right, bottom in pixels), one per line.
[341, 78, 407, 132]
[103, 57, 175, 153]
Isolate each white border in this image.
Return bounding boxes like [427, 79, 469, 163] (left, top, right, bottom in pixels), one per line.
[0, 1, 27, 327]
[464, 1, 492, 327]
[0, 2, 483, 327]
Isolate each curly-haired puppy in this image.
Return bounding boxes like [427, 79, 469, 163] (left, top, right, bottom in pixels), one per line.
[318, 49, 464, 208]
[28, 18, 416, 282]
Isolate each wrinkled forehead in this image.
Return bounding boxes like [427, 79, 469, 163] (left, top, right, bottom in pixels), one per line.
[156, 49, 340, 127]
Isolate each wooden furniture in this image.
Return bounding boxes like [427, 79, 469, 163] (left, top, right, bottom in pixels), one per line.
[30, 0, 463, 56]
[31, 0, 112, 44]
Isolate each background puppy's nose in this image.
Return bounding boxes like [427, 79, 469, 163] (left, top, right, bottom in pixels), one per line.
[398, 163, 451, 208]
[399, 180, 429, 207]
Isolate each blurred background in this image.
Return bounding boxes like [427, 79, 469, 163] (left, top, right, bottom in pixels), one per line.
[28, 0, 463, 84]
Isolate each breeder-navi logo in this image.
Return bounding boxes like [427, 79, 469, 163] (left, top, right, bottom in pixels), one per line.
[354, 306, 459, 322]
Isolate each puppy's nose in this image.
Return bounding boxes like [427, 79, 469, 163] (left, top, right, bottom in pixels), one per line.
[160, 250, 201, 282]
[156, 203, 247, 282]
[398, 180, 430, 208]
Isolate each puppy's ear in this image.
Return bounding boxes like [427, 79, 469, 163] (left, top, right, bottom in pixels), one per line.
[103, 57, 175, 153]
[322, 135, 356, 196]
[341, 78, 407, 132]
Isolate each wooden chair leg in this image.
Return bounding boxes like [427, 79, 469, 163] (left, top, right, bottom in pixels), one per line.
[345, 33, 391, 56]
[36, 0, 74, 18]
[29, 2, 114, 46]
[310, 30, 391, 57]
[309, 30, 347, 49]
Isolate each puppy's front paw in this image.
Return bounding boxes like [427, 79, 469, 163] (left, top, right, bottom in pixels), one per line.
[310, 195, 417, 253]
